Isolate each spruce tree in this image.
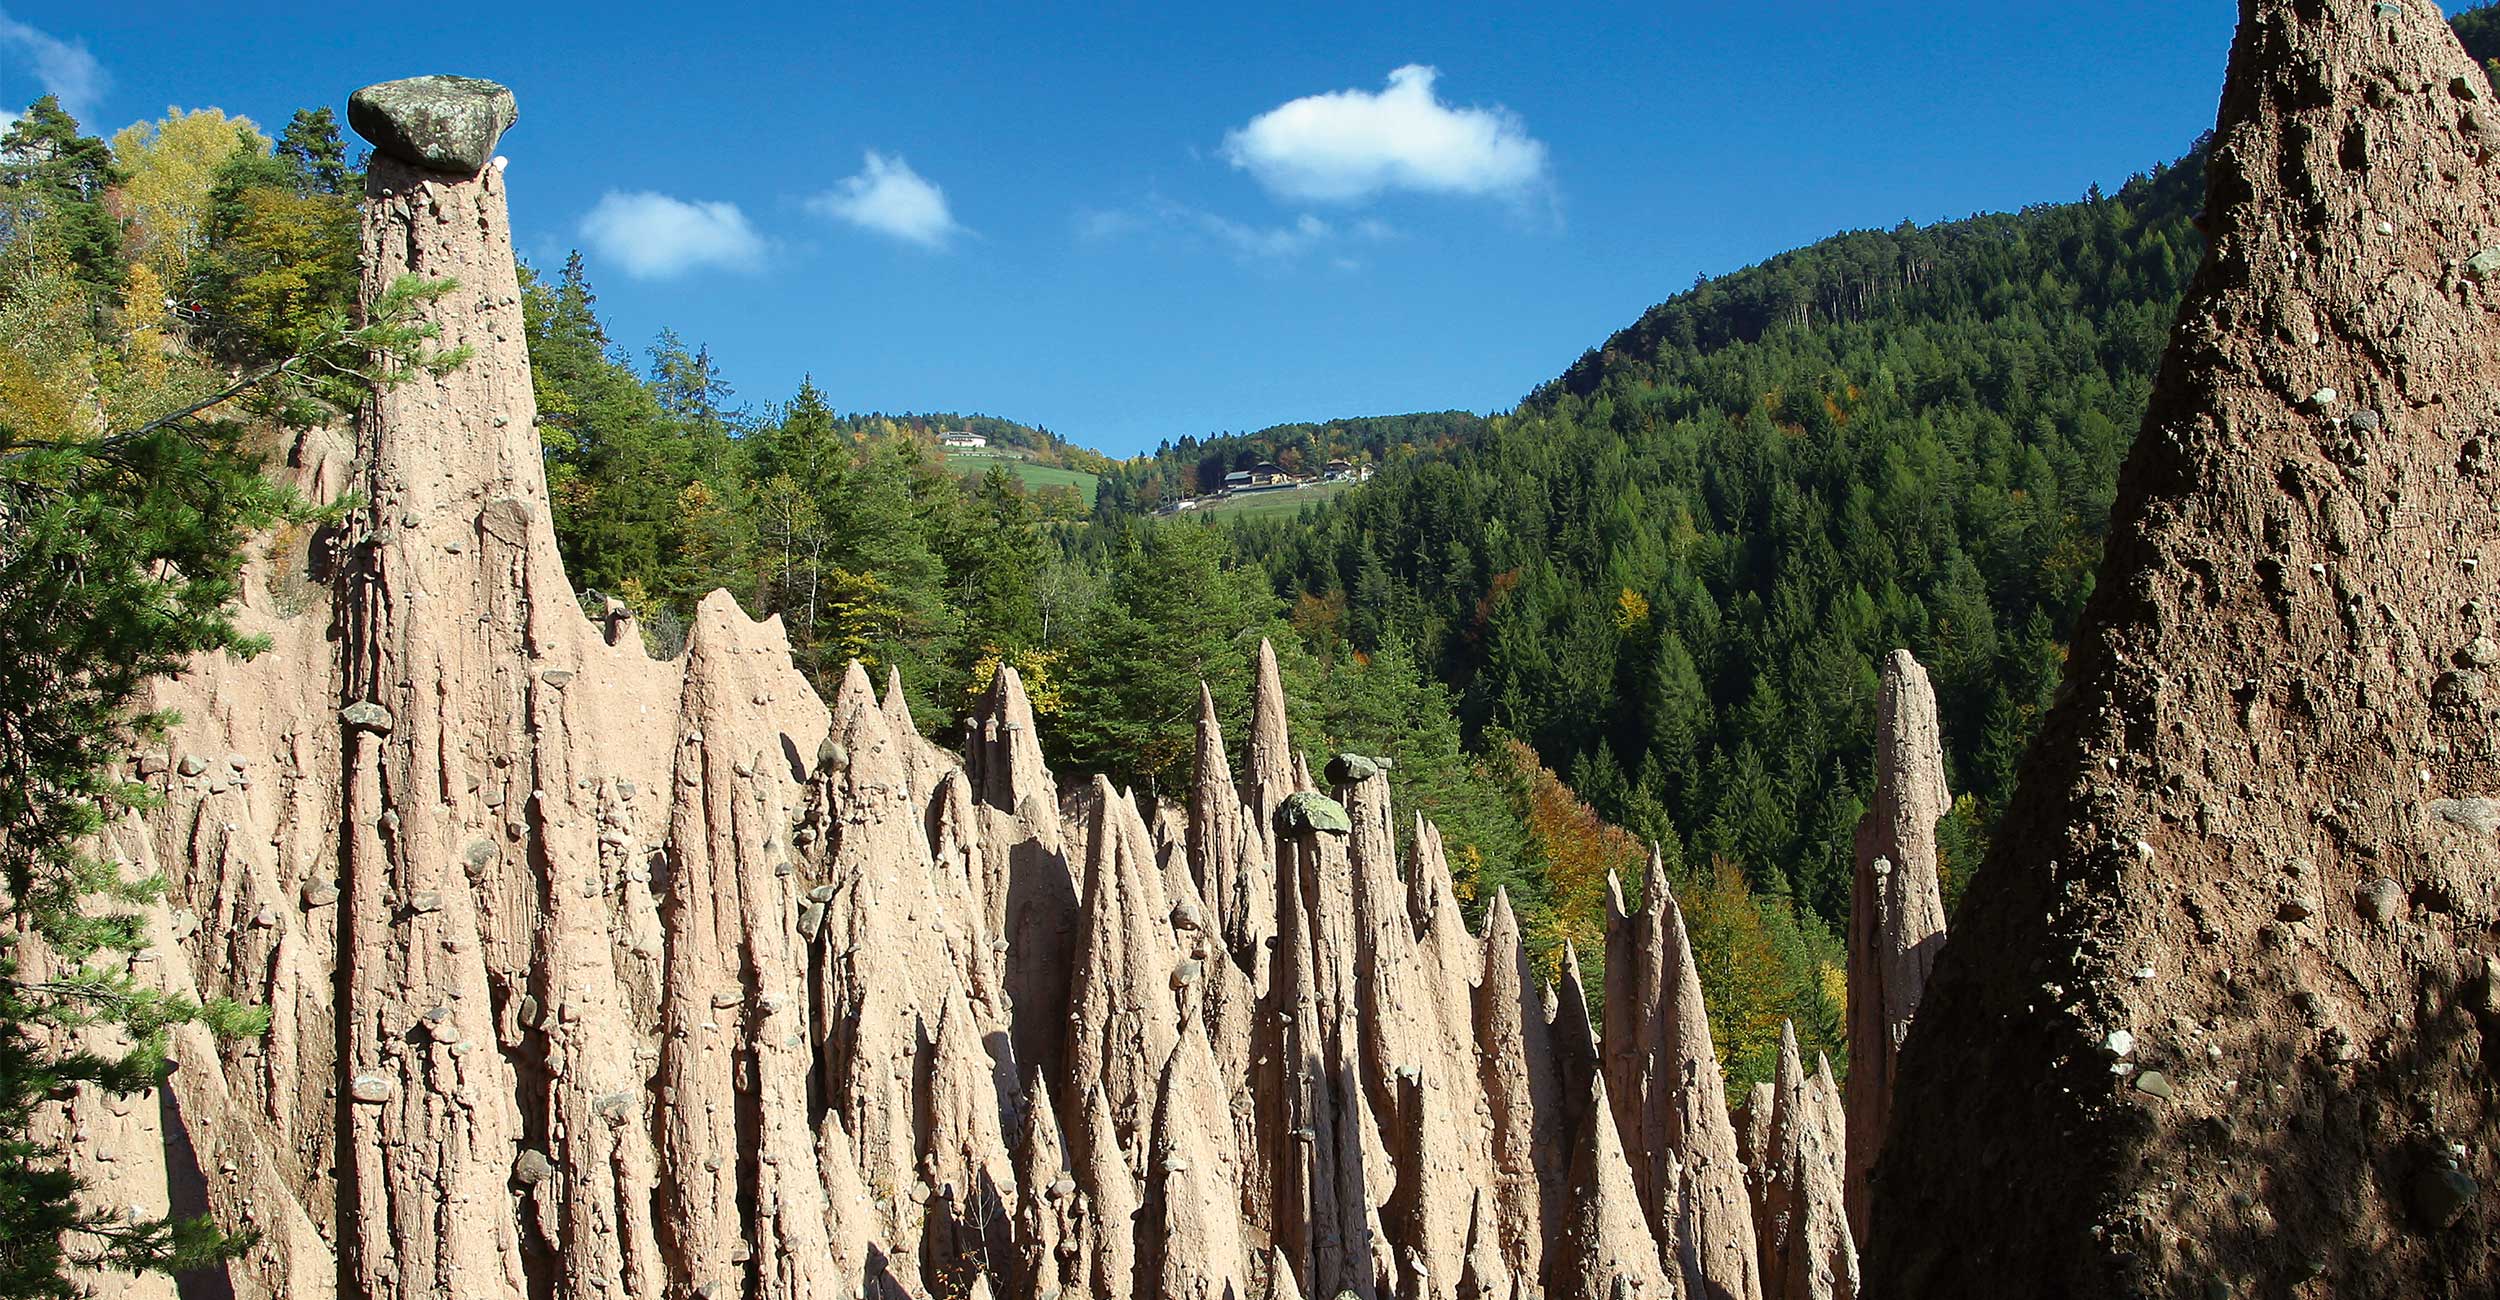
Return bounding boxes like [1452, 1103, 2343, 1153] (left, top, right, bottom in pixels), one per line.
[0, 98, 123, 299]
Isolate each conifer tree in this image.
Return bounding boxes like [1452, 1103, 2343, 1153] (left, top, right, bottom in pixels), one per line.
[0, 98, 123, 299]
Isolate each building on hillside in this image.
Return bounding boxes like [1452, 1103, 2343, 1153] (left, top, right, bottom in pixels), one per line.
[1322, 458, 1376, 483]
[940, 430, 987, 449]
[1221, 462, 1295, 493]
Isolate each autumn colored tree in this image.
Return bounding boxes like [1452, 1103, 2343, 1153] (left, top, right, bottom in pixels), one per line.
[1499, 736, 1646, 973]
[108, 108, 267, 288]
[185, 113, 357, 363]
[1677, 859, 1802, 1092]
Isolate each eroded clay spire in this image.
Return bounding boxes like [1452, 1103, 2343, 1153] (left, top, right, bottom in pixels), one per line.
[1554, 1071, 1673, 1300]
[1872, 4, 2500, 1295]
[1149, 1025, 1254, 1300]
[1476, 889, 1564, 1288]
[1758, 1023, 1855, 1300]
[1842, 649, 1948, 1241]
[1248, 638, 1295, 819]
[1657, 881, 1762, 1300]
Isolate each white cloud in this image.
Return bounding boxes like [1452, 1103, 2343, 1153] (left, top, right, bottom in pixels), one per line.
[0, 8, 108, 122]
[808, 152, 963, 249]
[1222, 65, 1548, 204]
[579, 191, 765, 279]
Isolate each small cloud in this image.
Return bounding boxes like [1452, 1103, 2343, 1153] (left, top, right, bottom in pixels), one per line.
[1191, 209, 1333, 260]
[808, 152, 963, 249]
[1222, 64, 1548, 205]
[1082, 197, 1378, 266]
[579, 191, 765, 279]
[1074, 206, 1147, 242]
[0, 8, 108, 122]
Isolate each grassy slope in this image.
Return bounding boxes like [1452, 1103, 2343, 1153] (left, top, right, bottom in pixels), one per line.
[943, 448, 1101, 506]
[1185, 478, 1358, 519]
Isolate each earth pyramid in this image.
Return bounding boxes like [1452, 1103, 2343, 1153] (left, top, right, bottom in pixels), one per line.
[1870, 2, 2500, 1295]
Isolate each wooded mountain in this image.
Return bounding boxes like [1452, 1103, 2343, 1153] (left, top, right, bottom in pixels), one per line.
[1229, 144, 2208, 929]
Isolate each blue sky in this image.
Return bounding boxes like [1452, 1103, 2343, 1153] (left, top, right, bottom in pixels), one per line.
[18, 2, 2238, 456]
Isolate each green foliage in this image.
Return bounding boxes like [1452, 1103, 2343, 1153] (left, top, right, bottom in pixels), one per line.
[182, 111, 359, 365]
[274, 108, 352, 197]
[1054, 523, 1299, 796]
[526, 251, 694, 595]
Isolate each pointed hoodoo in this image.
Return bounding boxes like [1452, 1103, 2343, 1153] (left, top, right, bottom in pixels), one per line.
[1407, 817, 1479, 992]
[1248, 638, 1296, 819]
[1013, 1090, 1076, 1300]
[970, 663, 1055, 816]
[967, 661, 1079, 1086]
[1074, 1084, 1142, 1300]
[1190, 679, 1267, 965]
[881, 660, 951, 801]
[1658, 878, 1763, 1300]
[1551, 942, 1603, 1141]
[1554, 1071, 1673, 1300]
[1475, 888, 1565, 1289]
[1750, 1025, 1802, 1297]
[918, 978, 1021, 1299]
[1599, 868, 1645, 1191]
[1599, 846, 1761, 1300]
[1808, 1054, 1845, 1175]
[1841, 650, 1948, 1241]
[1758, 1024, 1855, 1300]
[1063, 777, 1182, 1158]
[1872, 4, 2500, 1296]
[1149, 1026, 1254, 1300]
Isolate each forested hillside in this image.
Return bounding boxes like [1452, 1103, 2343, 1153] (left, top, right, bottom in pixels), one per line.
[1233, 148, 2207, 930]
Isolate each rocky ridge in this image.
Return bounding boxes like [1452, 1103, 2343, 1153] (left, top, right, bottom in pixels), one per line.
[35, 76, 1943, 1300]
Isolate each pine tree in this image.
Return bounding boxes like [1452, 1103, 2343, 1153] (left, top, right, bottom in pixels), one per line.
[522, 255, 684, 596]
[0, 97, 123, 298]
[275, 108, 352, 196]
